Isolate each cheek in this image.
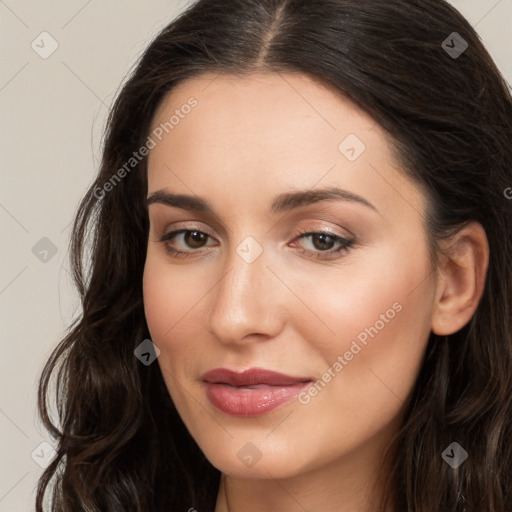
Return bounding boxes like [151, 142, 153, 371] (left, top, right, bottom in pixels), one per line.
[143, 263, 173, 343]
[142, 257, 200, 386]
[289, 236, 433, 354]
[142, 252, 219, 370]
[294, 239, 435, 426]
[142, 257, 207, 413]
[142, 253, 205, 342]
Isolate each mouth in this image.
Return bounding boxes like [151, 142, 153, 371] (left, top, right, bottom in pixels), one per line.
[201, 368, 313, 417]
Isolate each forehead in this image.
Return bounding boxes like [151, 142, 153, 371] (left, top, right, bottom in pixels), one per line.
[146, 72, 426, 222]
[149, 71, 377, 152]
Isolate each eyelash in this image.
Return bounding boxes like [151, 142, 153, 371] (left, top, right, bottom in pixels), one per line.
[159, 227, 354, 261]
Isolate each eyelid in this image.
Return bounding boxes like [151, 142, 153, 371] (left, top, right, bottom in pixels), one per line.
[160, 221, 217, 239]
[295, 225, 350, 238]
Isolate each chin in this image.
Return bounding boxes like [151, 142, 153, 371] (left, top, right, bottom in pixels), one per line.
[198, 437, 312, 479]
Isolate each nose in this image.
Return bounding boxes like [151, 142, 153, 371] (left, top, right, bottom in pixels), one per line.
[206, 242, 286, 346]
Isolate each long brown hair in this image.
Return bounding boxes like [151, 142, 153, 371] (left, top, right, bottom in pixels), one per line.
[36, 0, 512, 510]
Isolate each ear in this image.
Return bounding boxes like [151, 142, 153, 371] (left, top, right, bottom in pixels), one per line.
[431, 221, 489, 336]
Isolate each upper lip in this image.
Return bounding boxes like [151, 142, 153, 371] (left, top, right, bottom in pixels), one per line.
[201, 368, 313, 387]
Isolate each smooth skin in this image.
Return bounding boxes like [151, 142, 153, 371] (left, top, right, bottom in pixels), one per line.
[142, 72, 489, 512]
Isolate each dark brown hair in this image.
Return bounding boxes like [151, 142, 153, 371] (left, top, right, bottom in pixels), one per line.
[36, 0, 512, 510]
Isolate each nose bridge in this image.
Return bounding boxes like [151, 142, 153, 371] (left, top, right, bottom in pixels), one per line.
[207, 238, 283, 343]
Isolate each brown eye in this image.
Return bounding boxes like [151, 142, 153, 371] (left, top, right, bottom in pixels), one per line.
[292, 230, 355, 261]
[184, 230, 208, 248]
[310, 233, 336, 251]
[159, 229, 216, 258]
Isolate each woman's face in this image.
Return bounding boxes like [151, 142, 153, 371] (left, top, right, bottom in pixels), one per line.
[143, 72, 437, 480]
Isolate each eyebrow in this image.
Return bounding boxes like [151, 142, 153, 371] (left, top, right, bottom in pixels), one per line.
[146, 186, 379, 215]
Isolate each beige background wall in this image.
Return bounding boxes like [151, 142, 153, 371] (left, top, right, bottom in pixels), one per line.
[1, 1, 511, 510]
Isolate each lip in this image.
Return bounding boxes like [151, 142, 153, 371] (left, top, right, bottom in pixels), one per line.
[201, 368, 313, 417]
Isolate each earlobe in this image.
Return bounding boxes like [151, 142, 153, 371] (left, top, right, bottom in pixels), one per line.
[431, 221, 489, 336]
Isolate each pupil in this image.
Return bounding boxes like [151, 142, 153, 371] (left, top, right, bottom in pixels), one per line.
[314, 234, 333, 251]
[186, 231, 206, 248]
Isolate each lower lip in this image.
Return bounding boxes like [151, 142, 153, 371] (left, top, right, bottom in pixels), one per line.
[204, 382, 309, 417]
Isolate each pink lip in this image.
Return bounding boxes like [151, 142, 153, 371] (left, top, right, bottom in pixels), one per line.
[201, 368, 313, 417]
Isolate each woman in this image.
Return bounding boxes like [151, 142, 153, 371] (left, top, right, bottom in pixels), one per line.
[36, 0, 512, 510]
